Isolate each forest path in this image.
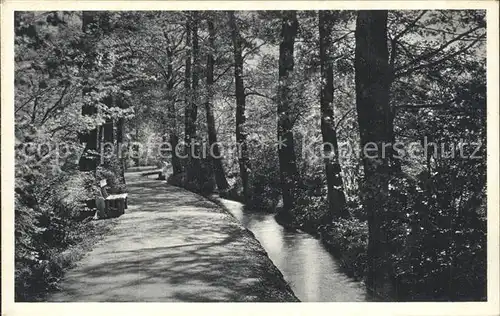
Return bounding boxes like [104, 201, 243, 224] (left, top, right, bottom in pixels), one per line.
[48, 169, 297, 302]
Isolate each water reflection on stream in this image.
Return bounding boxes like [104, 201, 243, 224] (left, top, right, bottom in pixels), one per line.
[219, 198, 370, 302]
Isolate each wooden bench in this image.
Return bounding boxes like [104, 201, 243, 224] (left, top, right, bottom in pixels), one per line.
[140, 162, 168, 180]
[95, 179, 128, 218]
[141, 170, 164, 178]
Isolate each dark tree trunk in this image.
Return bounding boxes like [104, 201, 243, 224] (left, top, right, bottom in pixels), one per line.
[319, 10, 348, 219]
[186, 12, 201, 187]
[276, 11, 300, 219]
[115, 96, 126, 183]
[183, 12, 200, 145]
[79, 11, 115, 172]
[166, 39, 182, 175]
[116, 119, 126, 182]
[184, 14, 193, 147]
[206, 16, 229, 191]
[228, 11, 250, 202]
[102, 96, 114, 143]
[134, 127, 140, 166]
[355, 10, 395, 298]
[190, 11, 199, 134]
[78, 11, 99, 172]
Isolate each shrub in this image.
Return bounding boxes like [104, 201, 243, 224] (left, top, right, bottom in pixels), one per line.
[385, 173, 487, 301]
[15, 154, 102, 301]
[168, 158, 216, 194]
[96, 155, 126, 194]
[292, 194, 330, 231]
[15, 219, 108, 301]
[167, 171, 187, 187]
[246, 146, 282, 212]
[246, 171, 281, 211]
[15, 169, 101, 301]
[320, 218, 369, 280]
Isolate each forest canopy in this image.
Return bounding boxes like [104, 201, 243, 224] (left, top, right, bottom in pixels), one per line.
[14, 10, 486, 301]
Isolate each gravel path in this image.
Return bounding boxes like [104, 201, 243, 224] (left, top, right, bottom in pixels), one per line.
[48, 170, 298, 302]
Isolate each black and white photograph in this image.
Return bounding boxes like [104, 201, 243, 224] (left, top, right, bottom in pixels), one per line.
[2, 1, 499, 314]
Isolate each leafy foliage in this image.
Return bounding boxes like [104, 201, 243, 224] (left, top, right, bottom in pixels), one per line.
[14, 11, 137, 300]
[14, 10, 487, 302]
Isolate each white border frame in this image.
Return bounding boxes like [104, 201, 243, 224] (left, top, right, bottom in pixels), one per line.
[2, 1, 499, 315]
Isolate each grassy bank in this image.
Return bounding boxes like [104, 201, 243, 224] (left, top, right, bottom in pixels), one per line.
[166, 176, 299, 301]
[15, 218, 119, 301]
[219, 211, 300, 302]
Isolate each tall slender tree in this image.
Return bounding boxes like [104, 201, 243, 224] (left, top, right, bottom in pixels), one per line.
[206, 15, 230, 191]
[355, 10, 394, 297]
[184, 13, 193, 146]
[276, 11, 300, 218]
[165, 35, 183, 175]
[78, 11, 100, 172]
[318, 10, 347, 219]
[185, 11, 202, 187]
[115, 96, 127, 182]
[228, 11, 250, 201]
[190, 11, 200, 131]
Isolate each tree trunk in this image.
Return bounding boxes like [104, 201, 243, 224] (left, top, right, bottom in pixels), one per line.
[102, 96, 114, 144]
[134, 126, 140, 166]
[190, 11, 199, 136]
[186, 12, 201, 188]
[229, 11, 250, 202]
[78, 11, 114, 172]
[277, 11, 300, 219]
[355, 10, 395, 298]
[319, 10, 347, 219]
[206, 16, 230, 191]
[78, 11, 99, 172]
[115, 96, 126, 183]
[166, 38, 182, 175]
[184, 14, 193, 147]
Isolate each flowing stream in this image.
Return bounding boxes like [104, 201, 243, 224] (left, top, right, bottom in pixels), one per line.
[219, 198, 370, 302]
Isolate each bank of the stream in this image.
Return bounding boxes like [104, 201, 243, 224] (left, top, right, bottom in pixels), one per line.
[215, 197, 370, 302]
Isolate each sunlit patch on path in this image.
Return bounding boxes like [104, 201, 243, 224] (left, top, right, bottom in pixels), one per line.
[47, 170, 298, 302]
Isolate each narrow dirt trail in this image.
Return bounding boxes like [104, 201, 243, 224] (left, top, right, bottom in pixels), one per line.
[47, 170, 297, 302]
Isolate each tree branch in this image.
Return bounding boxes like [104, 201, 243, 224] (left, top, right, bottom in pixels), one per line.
[331, 30, 354, 46]
[214, 63, 234, 83]
[40, 84, 71, 125]
[15, 87, 55, 115]
[242, 41, 267, 60]
[244, 89, 274, 101]
[335, 108, 355, 131]
[395, 34, 485, 78]
[395, 26, 484, 74]
[393, 10, 428, 42]
[395, 98, 457, 110]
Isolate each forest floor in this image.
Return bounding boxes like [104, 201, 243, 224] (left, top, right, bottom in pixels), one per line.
[47, 168, 298, 302]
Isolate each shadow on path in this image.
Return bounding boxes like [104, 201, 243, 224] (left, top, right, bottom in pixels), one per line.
[48, 171, 298, 302]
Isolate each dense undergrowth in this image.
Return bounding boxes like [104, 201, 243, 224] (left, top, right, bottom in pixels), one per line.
[282, 169, 486, 301]
[15, 151, 124, 301]
[15, 216, 118, 301]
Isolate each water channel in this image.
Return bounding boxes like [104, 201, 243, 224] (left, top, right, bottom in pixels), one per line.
[219, 198, 370, 302]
